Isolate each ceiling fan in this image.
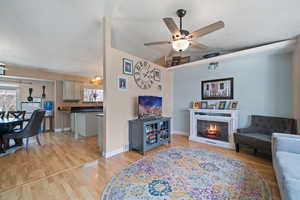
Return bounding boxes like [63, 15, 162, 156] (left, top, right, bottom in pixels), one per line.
[144, 9, 225, 53]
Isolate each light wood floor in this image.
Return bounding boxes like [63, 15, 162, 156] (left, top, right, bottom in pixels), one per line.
[0, 132, 280, 200]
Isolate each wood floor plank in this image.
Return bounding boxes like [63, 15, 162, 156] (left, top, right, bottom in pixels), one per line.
[0, 132, 280, 200]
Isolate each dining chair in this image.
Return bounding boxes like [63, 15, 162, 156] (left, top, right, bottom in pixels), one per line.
[2, 110, 45, 152]
[0, 111, 5, 119]
[0, 111, 7, 152]
[6, 111, 26, 129]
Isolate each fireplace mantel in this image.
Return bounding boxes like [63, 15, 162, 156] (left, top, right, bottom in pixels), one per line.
[189, 109, 239, 149]
[189, 109, 239, 114]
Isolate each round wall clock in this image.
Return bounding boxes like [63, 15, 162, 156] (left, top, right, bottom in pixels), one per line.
[134, 61, 155, 89]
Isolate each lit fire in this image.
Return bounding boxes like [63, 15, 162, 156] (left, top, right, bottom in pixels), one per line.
[207, 124, 218, 134]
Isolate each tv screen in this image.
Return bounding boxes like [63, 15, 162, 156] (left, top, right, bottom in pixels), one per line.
[138, 96, 162, 118]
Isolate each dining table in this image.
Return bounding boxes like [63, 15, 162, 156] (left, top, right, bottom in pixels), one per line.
[0, 118, 29, 153]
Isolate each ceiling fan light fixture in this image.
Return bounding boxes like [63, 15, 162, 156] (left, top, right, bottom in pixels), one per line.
[172, 39, 190, 52]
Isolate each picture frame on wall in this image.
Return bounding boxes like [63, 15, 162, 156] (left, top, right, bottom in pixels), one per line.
[123, 58, 133, 75]
[201, 78, 234, 100]
[153, 68, 161, 81]
[118, 76, 128, 91]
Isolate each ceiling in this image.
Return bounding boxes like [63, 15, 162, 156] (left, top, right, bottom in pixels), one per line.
[0, 0, 300, 77]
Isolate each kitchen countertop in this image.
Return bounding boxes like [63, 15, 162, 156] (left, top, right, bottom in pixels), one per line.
[71, 109, 102, 113]
[70, 106, 103, 113]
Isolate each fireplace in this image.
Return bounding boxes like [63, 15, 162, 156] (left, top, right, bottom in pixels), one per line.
[197, 120, 229, 142]
[189, 109, 239, 149]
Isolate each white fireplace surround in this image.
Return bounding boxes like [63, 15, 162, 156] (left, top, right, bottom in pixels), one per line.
[189, 109, 239, 149]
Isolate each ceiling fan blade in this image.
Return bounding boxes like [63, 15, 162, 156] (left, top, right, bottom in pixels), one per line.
[144, 41, 171, 46]
[190, 41, 208, 49]
[163, 18, 180, 37]
[188, 21, 225, 39]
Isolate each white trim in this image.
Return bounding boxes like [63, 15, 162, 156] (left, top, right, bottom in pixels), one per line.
[54, 127, 71, 133]
[171, 131, 189, 136]
[168, 40, 296, 71]
[189, 109, 239, 114]
[102, 145, 129, 158]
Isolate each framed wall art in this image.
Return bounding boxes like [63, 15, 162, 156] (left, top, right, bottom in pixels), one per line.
[118, 76, 128, 91]
[153, 68, 160, 81]
[123, 58, 133, 75]
[201, 78, 234, 100]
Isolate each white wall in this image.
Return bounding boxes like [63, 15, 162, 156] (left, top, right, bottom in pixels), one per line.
[173, 52, 293, 134]
[103, 18, 173, 155]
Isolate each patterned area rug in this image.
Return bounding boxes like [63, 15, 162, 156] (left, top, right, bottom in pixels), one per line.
[101, 147, 271, 200]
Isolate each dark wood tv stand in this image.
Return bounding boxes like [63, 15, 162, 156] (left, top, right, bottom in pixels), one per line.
[129, 117, 171, 155]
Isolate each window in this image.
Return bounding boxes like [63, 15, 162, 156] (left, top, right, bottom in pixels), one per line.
[0, 88, 17, 111]
[83, 88, 103, 102]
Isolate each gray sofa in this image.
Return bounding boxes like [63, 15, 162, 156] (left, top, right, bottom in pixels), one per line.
[234, 115, 297, 155]
[272, 133, 300, 200]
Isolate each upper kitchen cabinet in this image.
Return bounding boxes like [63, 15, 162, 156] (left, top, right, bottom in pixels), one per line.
[62, 80, 81, 101]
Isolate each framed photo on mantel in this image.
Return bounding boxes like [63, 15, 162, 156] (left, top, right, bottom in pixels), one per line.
[201, 78, 234, 100]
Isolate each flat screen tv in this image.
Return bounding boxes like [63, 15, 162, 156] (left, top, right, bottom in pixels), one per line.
[138, 96, 162, 118]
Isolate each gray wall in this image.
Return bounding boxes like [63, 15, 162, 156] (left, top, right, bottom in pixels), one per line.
[173, 53, 293, 133]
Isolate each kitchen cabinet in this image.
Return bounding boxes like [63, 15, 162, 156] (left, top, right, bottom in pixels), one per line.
[62, 80, 81, 101]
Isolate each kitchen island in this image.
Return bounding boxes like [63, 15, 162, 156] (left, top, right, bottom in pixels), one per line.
[70, 106, 103, 139]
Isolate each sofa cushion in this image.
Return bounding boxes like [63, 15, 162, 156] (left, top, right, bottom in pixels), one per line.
[251, 115, 297, 134]
[235, 132, 271, 144]
[283, 178, 300, 200]
[276, 151, 300, 180]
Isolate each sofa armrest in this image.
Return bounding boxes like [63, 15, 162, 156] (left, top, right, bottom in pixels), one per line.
[237, 127, 258, 133]
[273, 133, 299, 139]
[272, 134, 300, 154]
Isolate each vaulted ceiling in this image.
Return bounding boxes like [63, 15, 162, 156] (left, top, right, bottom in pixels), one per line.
[1, 0, 300, 77]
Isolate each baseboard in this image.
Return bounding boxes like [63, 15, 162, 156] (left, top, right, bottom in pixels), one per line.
[171, 130, 189, 136]
[54, 127, 71, 133]
[102, 145, 129, 158]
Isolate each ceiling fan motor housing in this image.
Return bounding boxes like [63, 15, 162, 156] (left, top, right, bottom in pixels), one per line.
[180, 30, 189, 36]
[176, 9, 189, 38]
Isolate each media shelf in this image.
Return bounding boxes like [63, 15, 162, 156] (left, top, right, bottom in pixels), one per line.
[129, 117, 171, 155]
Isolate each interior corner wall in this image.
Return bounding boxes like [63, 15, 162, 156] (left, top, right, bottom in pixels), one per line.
[103, 18, 173, 155]
[292, 36, 300, 134]
[173, 52, 293, 134]
[104, 48, 173, 153]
